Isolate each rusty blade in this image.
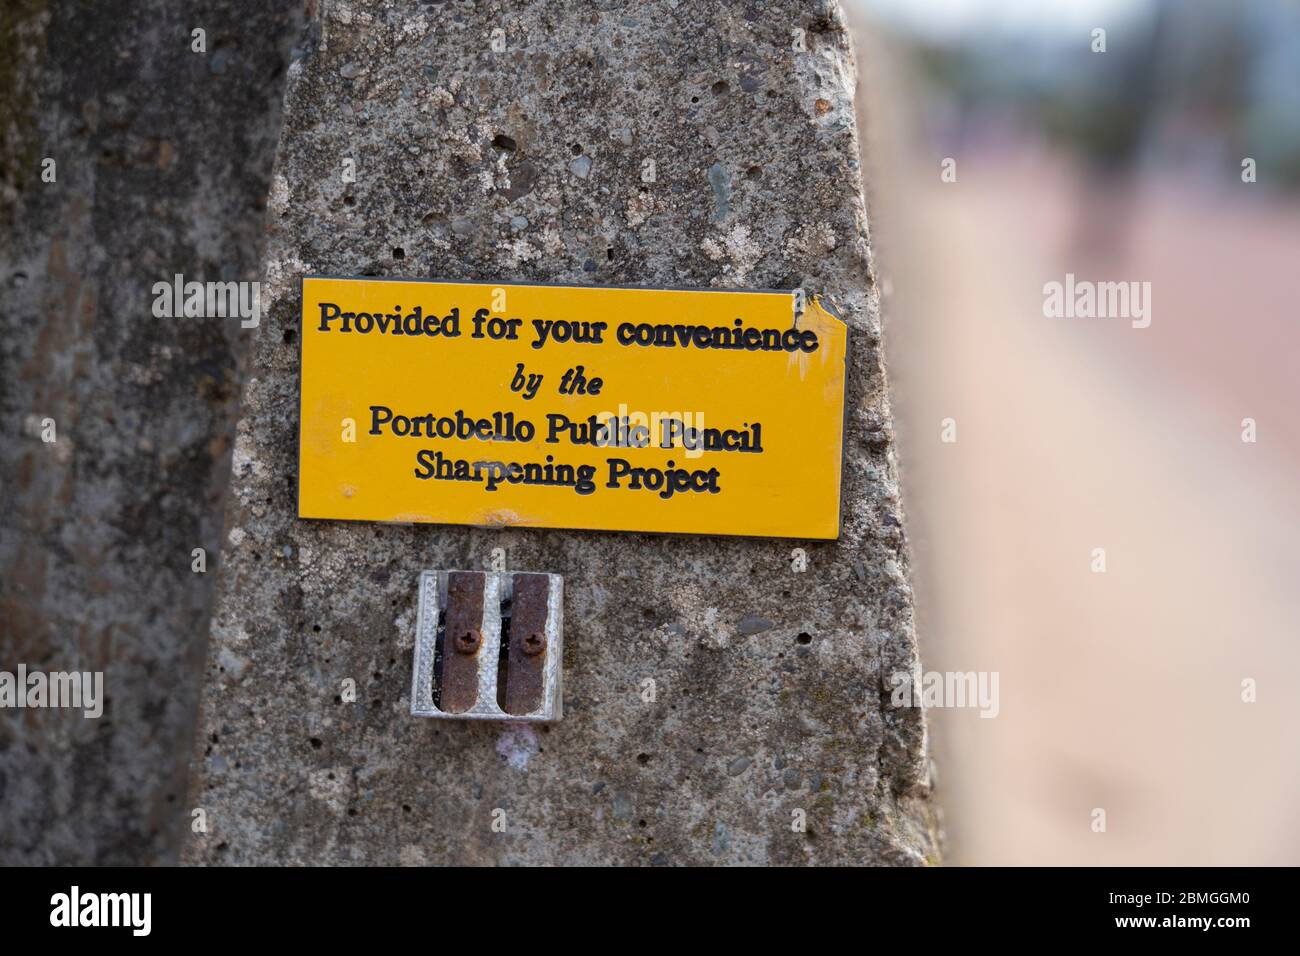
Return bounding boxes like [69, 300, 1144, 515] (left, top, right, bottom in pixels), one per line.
[502, 573, 549, 715]
[437, 571, 485, 713]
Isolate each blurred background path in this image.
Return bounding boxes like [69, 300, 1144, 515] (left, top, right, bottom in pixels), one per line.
[847, 0, 1300, 864]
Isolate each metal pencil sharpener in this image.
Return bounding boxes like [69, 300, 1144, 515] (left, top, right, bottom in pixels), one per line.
[410, 570, 563, 721]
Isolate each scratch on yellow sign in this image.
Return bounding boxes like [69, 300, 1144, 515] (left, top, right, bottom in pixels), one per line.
[297, 277, 848, 539]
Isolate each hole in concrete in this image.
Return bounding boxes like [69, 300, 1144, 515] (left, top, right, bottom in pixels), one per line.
[796, 632, 813, 645]
[392, 246, 405, 260]
[712, 80, 728, 96]
[491, 133, 517, 151]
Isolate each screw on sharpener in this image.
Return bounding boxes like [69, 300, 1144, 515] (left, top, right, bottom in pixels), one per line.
[410, 569, 563, 721]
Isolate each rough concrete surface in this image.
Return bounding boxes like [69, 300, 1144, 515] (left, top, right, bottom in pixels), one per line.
[184, 0, 939, 865]
[0, 1, 302, 864]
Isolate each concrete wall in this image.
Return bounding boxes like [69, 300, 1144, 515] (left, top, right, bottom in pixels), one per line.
[183, 0, 938, 865]
[0, 0, 937, 866]
[0, 0, 302, 864]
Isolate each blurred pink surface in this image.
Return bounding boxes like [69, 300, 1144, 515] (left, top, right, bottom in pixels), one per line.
[854, 31, 1300, 864]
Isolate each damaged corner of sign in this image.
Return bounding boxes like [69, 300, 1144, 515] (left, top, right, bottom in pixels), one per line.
[410, 568, 563, 721]
[807, 291, 846, 325]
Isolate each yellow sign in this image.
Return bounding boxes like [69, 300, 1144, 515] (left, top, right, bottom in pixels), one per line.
[297, 277, 848, 539]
